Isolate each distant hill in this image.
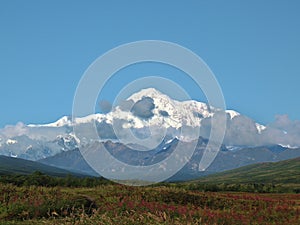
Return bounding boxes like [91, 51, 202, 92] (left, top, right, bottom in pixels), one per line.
[38, 149, 99, 177]
[192, 157, 300, 185]
[38, 140, 300, 181]
[0, 155, 86, 177]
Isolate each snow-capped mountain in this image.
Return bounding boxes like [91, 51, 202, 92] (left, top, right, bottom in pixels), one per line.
[0, 88, 296, 161]
[27, 88, 243, 130]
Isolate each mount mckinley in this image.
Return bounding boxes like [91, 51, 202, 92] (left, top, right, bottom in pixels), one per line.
[0, 88, 299, 180]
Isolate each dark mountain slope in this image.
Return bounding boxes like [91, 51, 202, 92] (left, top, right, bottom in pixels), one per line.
[0, 155, 85, 177]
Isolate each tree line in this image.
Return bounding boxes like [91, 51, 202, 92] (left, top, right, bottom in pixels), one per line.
[0, 171, 111, 187]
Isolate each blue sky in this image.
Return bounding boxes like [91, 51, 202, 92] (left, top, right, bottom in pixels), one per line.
[0, 1, 300, 128]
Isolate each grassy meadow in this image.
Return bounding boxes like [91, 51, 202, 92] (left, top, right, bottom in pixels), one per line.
[0, 177, 300, 225]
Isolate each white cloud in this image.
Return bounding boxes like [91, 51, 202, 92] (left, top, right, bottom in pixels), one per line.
[0, 122, 27, 138]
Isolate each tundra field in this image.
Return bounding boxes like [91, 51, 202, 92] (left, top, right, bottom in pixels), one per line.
[0, 179, 300, 225]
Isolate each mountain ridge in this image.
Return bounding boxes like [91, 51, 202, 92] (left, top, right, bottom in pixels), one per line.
[0, 88, 298, 162]
[0, 155, 87, 177]
[190, 156, 300, 185]
[38, 137, 300, 181]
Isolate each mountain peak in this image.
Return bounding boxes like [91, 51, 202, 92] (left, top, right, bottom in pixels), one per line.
[29, 115, 72, 128]
[127, 88, 170, 102]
